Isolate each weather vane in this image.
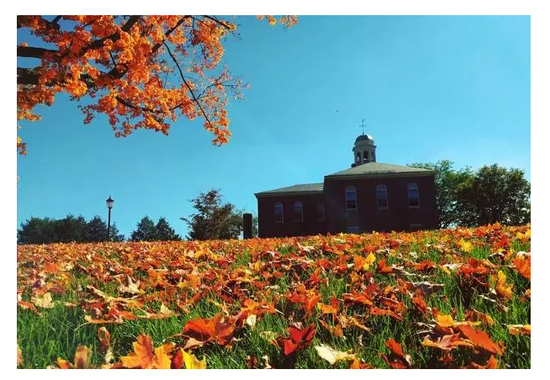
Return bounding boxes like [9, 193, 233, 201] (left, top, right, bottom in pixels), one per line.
[358, 118, 367, 135]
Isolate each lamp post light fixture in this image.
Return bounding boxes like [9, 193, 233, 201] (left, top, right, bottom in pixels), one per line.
[106, 196, 114, 241]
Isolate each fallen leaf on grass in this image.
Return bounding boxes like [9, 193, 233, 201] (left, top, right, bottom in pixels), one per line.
[17, 344, 23, 366]
[494, 271, 513, 301]
[278, 324, 316, 355]
[118, 275, 142, 294]
[182, 314, 235, 348]
[421, 334, 474, 351]
[121, 334, 173, 369]
[315, 344, 356, 365]
[17, 300, 39, 313]
[455, 324, 504, 355]
[380, 339, 412, 368]
[31, 292, 54, 308]
[245, 314, 257, 329]
[506, 324, 530, 336]
[182, 349, 206, 369]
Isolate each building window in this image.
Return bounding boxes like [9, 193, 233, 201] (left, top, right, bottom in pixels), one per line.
[376, 184, 388, 208]
[347, 226, 360, 234]
[274, 202, 283, 223]
[345, 186, 357, 210]
[317, 203, 325, 221]
[408, 183, 420, 207]
[293, 201, 304, 222]
[356, 153, 361, 164]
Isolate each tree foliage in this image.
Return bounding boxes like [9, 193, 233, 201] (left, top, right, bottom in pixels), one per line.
[17, 15, 297, 155]
[181, 189, 245, 240]
[409, 161, 530, 228]
[155, 217, 181, 241]
[457, 164, 531, 227]
[130, 216, 157, 242]
[130, 216, 181, 241]
[17, 214, 123, 244]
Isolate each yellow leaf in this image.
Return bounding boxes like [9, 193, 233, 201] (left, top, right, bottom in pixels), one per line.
[315, 344, 356, 365]
[182, 349, 206, 369]
[495, 270, 513, 301]
[459, 239, 473, 253]
[154, 345, 172, 369]
[31, 292, 55, 308]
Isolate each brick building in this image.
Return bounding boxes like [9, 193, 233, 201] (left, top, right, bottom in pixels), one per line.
[255, 134, 437, 238]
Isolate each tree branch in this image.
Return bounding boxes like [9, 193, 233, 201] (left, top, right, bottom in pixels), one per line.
[17, 67, 40, 86]
[163, 41, 215, 130]
[17, 46, 58, 59]
[202, 15, 233, 30]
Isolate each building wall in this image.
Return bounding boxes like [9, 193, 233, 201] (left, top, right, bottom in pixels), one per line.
[324, 175, 437, 233]
[257, 194, 326, 238]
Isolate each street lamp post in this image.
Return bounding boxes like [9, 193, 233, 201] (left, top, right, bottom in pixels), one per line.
[106, 196, 114, 241]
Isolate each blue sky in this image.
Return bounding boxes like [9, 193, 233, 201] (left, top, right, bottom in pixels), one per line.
[17, 16, 530, 238]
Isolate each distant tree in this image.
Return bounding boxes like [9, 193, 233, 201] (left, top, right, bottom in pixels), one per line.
[155, 217, 181, 241]
[84, 216, 108, 242]
[181, 189, 242, 240]
[130, 216, 157, 242]
[17, 214, 123, 244]
[85, 215, 124, 242]
[53, 215, 88, 243]
[456, 164, 531, 226]
[408, 160, 474, 228]
[17, 217, 56, 244]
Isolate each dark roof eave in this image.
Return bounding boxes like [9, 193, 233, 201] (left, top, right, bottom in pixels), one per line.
[324, 171, 436, 180]
[255, 190, 324, 198]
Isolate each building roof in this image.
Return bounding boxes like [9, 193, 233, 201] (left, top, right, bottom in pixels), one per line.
[326, 162, 435, 179]
[255, 182, 324, 197]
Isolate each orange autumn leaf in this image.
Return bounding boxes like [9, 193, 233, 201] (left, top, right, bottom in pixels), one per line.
[380, 339, 411, 369]
[370, 306, 403, 321]
[455, 324, 504, 356]
[512, 256, 531, 281]
[121, 334, 173, 369]
[319, 319, 344, 338]
[182, 314, 235, 347]
[413, 259, 437, 272]
[506, 324, 530, 336]
[494, 270, 513, 301]
[354, 253, 376, 271]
